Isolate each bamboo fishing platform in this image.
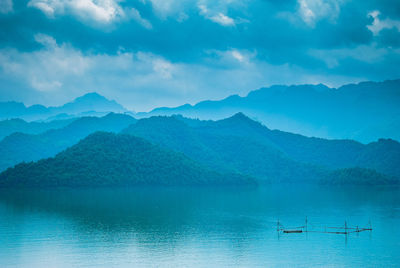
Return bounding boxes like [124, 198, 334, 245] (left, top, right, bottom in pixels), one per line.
[277, 217, 373, 235]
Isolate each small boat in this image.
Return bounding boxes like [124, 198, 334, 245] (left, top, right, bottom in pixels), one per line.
[327, 231, 347, 234]
[277, 218, 372, 235]
[283, 229, 303, 233]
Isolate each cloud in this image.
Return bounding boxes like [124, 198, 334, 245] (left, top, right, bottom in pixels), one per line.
[0, 34, 90, 93]
[26, 0, 155, 30]
[310, 44, 389, 68]
[0, 0, 13, 14]
[205, 49, 255, 66]
[136, 53, 175, 79]
[34, 33, 57, 48]
[198, 4, 235, 26]
[0, 34, 187, 108]
[297, 0, 342, 26]
[28, 0, 64, 17]
[145, 0, 185, 18]
[210, 12, 235, 26]
[128, 7, 153, 29]
[367, 10, 400, 35]
[231, 50, 245, 63]
[0, 34, 363, 110]
[31, 78, 62, 92]
[27, 0, 125, 23]
[0, 0, 400, 109]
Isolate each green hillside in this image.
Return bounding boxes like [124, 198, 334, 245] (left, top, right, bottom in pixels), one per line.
[0, 132, 255, 187]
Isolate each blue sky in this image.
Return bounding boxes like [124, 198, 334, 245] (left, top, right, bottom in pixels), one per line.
[0, 0, 399, 111]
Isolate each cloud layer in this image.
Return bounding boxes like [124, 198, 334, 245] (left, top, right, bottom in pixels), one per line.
[0, 0, 399, 111]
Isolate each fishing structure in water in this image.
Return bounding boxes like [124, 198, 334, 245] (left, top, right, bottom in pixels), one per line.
[277, 217, 373, 235]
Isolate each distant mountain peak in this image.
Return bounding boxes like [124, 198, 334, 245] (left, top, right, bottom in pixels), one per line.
[76, 92, 105, 100]
[57, 92, 126, 115]
[71, 92, 111, 104]
[220, 112, 267, 130]
[229, 112, 260, 123]
[231, 112, 249, 120]
[0, 92, 129, 121]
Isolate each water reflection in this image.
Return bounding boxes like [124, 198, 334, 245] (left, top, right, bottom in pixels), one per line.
[0, 185, 399, 267]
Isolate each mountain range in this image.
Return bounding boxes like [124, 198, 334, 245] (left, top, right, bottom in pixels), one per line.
[0, 92, 127, 121]
[1, 80, 399, 143]
[123, 113, 400, 182]
[145, 79, 400, 143]
[0, 118, 75, 140]
[0, 112, 398, 187]
[0, 79, 399, 187]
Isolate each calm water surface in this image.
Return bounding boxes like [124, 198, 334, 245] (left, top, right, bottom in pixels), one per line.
[0, 185, 399, 267]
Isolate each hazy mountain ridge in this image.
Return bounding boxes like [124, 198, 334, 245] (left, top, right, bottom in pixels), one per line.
[146, 80, 400, 143]
[0, 113, 136, 171]
[0, 112, 398, 186]
[2, 79, 399, 143]
[0, 118, 75, 140]
[0, 92, 127, 121]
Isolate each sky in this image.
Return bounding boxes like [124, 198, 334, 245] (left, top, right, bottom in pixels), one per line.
[0, 0, 399, 111]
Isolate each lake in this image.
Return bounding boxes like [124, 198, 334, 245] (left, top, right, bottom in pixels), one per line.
[0, 185, 399, 267]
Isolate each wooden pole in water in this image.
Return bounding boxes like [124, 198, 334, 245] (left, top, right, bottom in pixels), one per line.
[305, 216, 308, 232]
[345, 221, 348, 234]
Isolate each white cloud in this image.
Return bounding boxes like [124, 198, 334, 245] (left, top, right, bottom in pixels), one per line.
[144, 0, 191, 21]
[0, 0, 13, 14]
[146, 0, 177, 15]
[136, 53, 175, 79]
[298, 0, 315, 25]
[152, 59, 174, 79]
[128, 8, 153, 29]
[0, 34, 90, 92]
[310, 44, 389, 68]
[297, 0, 342, 27]
[0, 34, 184, 108]
[27, 0, 152, 28]
[34, 33, 58, 48]
[141, 0, 244, 24]
[71, 0, 124, 23]
[367, 10, 400, 36]
[29, 1, 58, 17]
[231, 50, 245, 62]
[28, 0, 124, 23]
[31, 78, 63, 92]
[204, 48, 255, 67]
[210, 13, 235, 26]
[0, 34, 369, 111]
[198, 4, 207, 15]
[198, 4, 235, 26]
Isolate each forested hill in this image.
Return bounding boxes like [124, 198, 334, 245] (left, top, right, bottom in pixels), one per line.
[190, 113, 400, 179]
[123, 113, 400, 183]
[0, 132, 255, 187]
[0, 113, 136, 172]
[0, 113, 398, 187]
[122, 114, 325, 183]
